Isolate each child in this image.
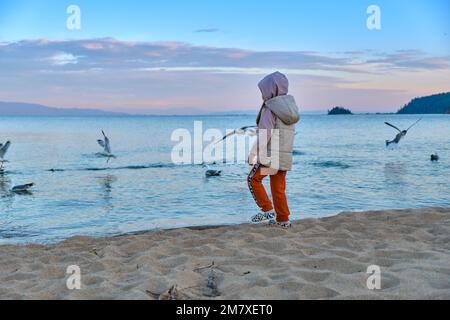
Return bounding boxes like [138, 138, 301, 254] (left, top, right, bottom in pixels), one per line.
[247, 72, 300, 229]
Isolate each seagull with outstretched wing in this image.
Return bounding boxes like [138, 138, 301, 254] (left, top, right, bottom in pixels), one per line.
[215, 126, 257, 144]
[385, 118, 422, 147]
[97, 131, 116, 162]
[97, 130, 111, 154]
[0, 141, 11, 169]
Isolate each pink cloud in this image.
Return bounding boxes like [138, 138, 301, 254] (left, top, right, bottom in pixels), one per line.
[0, 38, 449, 114]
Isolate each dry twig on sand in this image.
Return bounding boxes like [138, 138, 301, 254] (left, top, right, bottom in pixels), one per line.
[146, 284, 201, 300]
[193, 261, 215, 272]
[159, 284, 179, 300]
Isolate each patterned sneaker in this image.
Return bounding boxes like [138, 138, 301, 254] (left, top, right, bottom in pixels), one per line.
[268, 220, 292, 229]
[278, 221, 292, 229]
[251, 210, 275, 223]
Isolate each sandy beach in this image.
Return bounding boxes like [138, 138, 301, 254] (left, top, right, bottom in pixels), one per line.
[1, 207, 449, 300]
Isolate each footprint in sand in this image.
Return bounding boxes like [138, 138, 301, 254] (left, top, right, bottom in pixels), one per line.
[252, 240, 287, 251]
[82, 275, 106, 286]
[298, 257, 366, 274]
[371, 272, 400, 291]
[428, 276, 450, 290]
[298, 270, 331, 282]
[159, 255, 189, 268]
[300, 284, 340, 299]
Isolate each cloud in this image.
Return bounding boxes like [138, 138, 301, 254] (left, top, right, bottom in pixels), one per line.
[2, 38, 448, 74]
[366, 50, 450, 71]
[82, 42, 104, 50]
[195, 28, 220, 33]
[0, 38, 449, 113]
[0, 38, 351, 73]
[49, 53, 81, 65]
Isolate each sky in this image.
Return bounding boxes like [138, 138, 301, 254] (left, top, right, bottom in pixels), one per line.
[0, 0, 449, 114]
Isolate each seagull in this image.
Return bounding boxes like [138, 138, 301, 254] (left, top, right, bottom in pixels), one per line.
[11, 183, 34, 193]
[385, 118, 422, 148]
[97, 131, 116, 162]
[0, 141, 11, 169]
[204, 164, 221, 177]
[215, 126, 257, 144]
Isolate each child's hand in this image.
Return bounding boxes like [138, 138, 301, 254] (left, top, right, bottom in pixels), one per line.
[248, 153, 256, 166]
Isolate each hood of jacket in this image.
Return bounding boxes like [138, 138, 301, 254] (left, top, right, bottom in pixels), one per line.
[264, 95, 300, 125]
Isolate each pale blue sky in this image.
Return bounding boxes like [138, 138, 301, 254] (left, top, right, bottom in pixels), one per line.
[1, 0, 449, 52]
[0, 0, 449, 113]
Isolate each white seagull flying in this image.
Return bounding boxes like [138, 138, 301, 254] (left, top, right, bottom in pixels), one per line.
[385, 118, 422, 148]
[215, 126, 257, 144]
[97, 131, 116, 161]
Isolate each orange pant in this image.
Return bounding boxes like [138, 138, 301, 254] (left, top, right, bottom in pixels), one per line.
[247, 164, 290, 222]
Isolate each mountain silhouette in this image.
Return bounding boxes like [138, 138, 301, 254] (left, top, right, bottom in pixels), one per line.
[0, 102, 128, 116]
[397, 92, 450, 114]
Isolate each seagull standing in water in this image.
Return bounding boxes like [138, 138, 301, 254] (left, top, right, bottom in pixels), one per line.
[204, 164, 221, 177]
[215, 126, 257, 144]
[385, 118, 422, 148]
[11, 183, 34, 194]
[0, 141, 11, 169]
[431, 153, 439, 162]
[97, 131, 116, 162]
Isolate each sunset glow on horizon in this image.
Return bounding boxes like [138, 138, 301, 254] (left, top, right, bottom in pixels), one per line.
[1, 0, 449, 114]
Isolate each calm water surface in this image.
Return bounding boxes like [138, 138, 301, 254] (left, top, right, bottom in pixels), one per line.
[0, 114, 449, 244]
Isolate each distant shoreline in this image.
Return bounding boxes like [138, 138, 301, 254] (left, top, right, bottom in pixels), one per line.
[2, 91, 448, 117]
[2, 112, 448, 117]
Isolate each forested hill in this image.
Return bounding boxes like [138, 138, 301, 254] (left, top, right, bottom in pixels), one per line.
[328, 106, 353, 115]
[397, 92, 450, 114]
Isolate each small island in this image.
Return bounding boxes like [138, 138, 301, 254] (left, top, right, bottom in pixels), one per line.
[328, 106, 353, 115]
[397, 92, 450, 114]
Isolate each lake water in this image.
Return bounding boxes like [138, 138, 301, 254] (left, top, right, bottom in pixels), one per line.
[0, 114, 449, 244]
